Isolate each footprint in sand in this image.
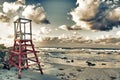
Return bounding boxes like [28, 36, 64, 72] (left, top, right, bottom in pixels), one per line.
[76, 68, 83, 72]
[101, 63, 106, 65]
[76, 67, 85, 72]
[58, 68, 64, 71]
[69, 73, 76, 77]
[110, 76, 117, 80]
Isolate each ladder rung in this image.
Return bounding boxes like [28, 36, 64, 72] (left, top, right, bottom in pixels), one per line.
[14, 39, 32, 42]
[11, 51, 32, 55]
[14, 44, 33, 46]
[11, 51, 33, 54]
[22, 44, 33, 46]
[11, 50, 39, 56]
[10, 59, 40, 68]
[11, 51, 19, 54]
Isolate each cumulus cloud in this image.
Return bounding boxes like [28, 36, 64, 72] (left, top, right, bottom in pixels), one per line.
[73, 31, 78, 35]
[70, 0, 120, 31]
[0, 22, 14, 46]
[59, 25, 70, 31]
[0, 12, 10, 22]
[0, 0, 49, 46]
[95, 37, 120, 45]
[39, 27, 51, 34]
[116, 30, 120, 37]
[36, 34, 120, 47]
[59, 25, 81, 31]
[0, 0, 49, 24]
[22, 5, 50, 24]
[3, 1, 23, 18]
[71, 25, 81, 30]
[38, 35, 93, 44]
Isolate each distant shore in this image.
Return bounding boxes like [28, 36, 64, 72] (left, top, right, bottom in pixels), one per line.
[34, 42, 120, 49]
[35, 46, 120, 50]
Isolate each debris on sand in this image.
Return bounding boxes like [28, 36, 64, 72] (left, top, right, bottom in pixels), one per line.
[86, 61, 96, 66]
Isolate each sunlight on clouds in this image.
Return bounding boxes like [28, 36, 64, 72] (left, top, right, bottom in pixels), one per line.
[59, 25, 69, 31]
[0, 22, 14, 46]
[109, 7, 120, 21]
[39, 27, 51, 34]
[0, 0, 50, 46]
[116, 31, 120, 37]
[3, 2, 20, 13]
[35, 34, 120, 48]
[71, 25, 81, 30]
[3, 1, 23, 18]
[22, 5, 49, 24]
[0, 0, 120, 47]
[1, 0, 49, 24]
[70, 0, 120, 31]
[59, 25, 81, 31]
[0, 12, 10, 22]
[73, 31, 77, 35]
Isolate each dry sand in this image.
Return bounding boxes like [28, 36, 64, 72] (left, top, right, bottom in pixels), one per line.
[0, 48, 120, 80]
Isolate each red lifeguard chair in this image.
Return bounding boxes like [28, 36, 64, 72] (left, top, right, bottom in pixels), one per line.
[9, 18, 43, 79]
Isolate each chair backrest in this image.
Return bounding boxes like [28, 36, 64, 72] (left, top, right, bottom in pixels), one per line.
[14, 18, 32, 40]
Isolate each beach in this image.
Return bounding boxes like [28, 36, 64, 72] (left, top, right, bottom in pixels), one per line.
[0, 48, 120, 80]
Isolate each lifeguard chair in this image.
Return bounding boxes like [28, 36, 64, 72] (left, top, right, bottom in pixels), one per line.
[9, 18, 43, 79]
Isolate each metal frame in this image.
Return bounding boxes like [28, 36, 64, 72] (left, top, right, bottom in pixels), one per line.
[14, 18, 32, 40]
[9, 18, 43, 79]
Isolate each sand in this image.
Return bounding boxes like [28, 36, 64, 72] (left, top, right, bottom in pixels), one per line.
[0, 48, 120, 80]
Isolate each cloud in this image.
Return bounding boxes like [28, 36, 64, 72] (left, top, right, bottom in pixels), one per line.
[22, 5, 50, 24]
[70, 0, 120, 31]
[1, 1, 23, 22]
[94, 34, 120, 45]
[73, 31, 78, 35]
[38, 35, 93, 44]
[95, 37, 120, 45]
[59, 25, 70, 31]
[0, 0, 50, 46]
[36, 34, 120, 47]
[3, 2, 23, 18]
[59, 25, 81, 31]
[17, 0, 25, 5]
[71, 25, 81, 30]
[0, 12, 10, 22]
[39, 27, 51, 34]
[116, 30, 120, 37]
[1, 1, 49, 24]
[0, 22, 14, 46]
[7, 34, 14, 39]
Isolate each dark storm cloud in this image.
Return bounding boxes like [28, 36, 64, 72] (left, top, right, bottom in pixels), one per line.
[70, 0, 120, 31]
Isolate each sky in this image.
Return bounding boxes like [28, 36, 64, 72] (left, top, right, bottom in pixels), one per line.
[0, 0, 120, 48]
[39, 0, 76, 26]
